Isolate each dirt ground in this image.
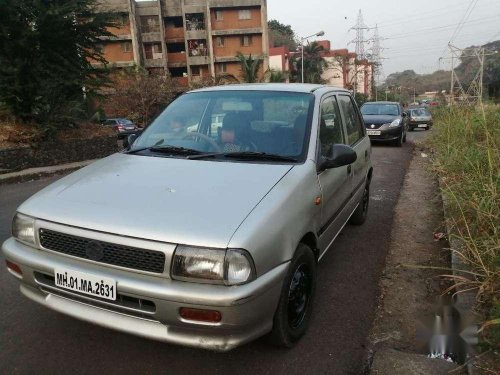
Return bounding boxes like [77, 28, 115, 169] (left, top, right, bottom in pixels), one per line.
[368, 146, 468, 374]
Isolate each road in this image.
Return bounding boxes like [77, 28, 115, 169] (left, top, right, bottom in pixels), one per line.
[0, 130, 428, 375]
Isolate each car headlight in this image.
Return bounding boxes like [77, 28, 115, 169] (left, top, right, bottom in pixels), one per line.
[12, 213, 35, 245]
[389, 118, 402, 127]
[171, 246, 255, 285]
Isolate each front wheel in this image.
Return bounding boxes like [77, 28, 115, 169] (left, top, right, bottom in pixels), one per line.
[393, 133, 403, 147]
[270, 244, 317, 347]
[349, 184, 370, 225]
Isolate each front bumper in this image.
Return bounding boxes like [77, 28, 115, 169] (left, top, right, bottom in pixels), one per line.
[366, 124, 403, 141]
[2, 237, 287, 351]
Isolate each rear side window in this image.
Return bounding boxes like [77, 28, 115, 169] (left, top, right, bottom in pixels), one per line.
[104, 120, 116, 126]
[338, 95, 364, 145]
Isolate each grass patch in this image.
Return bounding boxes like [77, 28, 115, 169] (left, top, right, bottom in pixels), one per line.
[429, 105, 499, 347]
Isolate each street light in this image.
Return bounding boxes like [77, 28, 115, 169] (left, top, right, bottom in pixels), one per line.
[300, 30, 325, 83]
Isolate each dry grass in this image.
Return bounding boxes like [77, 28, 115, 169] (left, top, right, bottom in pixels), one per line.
[429, 104, 500, 347]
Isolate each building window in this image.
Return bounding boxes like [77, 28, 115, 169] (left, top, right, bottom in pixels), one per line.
[141, 16, 160, 33]
[191, 66, 201, 76]
[215, 10, 223, 21]
[216, 36, 225, 47]
[121, 41, 132, 53]
[118, 14, 129, 26]
[217, 63, 227, 73]
[152, 43, 162, 53]
[238, 9, 251, 20]
[240, 35, 252, 47]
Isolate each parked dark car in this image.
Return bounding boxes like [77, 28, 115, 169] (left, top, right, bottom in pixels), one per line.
[360, 102, 408, 147]
[408, 108, 433, 131]
[102, 118, 138, 138]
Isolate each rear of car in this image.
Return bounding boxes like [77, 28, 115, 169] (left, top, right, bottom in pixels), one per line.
[408, 108, 432, 131]
[103, 118, 138, 138]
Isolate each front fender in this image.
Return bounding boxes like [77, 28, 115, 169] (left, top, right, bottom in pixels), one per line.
[228, 160, 321, 276]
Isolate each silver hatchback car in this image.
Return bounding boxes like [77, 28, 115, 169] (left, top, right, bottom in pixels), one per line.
[3, 84, 372, 351]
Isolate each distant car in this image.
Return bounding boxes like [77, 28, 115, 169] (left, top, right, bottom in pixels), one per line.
[360, 101, 408, 147]
[102, 118, 138, 138]
[408, 108, 433, 131]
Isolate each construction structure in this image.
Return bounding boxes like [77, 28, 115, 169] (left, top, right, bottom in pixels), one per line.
[95, 0, 269, 85]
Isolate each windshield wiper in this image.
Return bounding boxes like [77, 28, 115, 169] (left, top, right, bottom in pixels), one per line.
[126, 145, 202, 155]
[188, 151, 298, 162]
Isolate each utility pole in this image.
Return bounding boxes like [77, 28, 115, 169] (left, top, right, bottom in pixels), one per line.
[444, 43, 491, 106]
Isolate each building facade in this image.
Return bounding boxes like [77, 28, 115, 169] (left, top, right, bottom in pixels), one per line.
[96, 0, 269, 85]
[268, 39, 373, 97]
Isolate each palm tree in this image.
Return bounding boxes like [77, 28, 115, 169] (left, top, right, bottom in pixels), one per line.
[265, 69, 288, 83]
[236, 52, 264, 83]
[291, 41, 327, 83]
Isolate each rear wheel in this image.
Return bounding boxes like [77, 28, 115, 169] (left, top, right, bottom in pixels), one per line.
[270, 244, 316, 347]
[403, 129, 407, 143]
[349, 184, 370, 225]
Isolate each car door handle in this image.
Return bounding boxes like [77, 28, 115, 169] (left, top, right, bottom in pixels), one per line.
[347, 165, 352, 175]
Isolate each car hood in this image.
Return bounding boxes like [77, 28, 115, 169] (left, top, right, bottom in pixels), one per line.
[18, 153, 293, 248]
[362, 114, 400, 126]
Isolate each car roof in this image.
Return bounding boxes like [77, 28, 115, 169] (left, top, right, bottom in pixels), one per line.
[188, 83, 349, 94]
[362, 101, 400, 105]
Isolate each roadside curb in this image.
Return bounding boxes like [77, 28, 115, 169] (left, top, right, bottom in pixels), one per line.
[438, 178, 478, 375]
[0, 159, 97, 185]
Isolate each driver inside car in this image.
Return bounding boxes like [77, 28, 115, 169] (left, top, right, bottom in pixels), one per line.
[220, 113, 254, 152]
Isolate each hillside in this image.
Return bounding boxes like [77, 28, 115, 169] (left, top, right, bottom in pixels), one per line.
[383, 40, 500, 98]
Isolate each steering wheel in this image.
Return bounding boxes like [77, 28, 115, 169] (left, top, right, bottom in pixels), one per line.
[182, 132, 221, 152]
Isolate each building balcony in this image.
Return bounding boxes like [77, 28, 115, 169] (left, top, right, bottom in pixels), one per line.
[145, 58, 165, 68]
[186, 29, 207, 40]
[211, 27, 262, 36]
[167, 52, 187, 63]
[165, 27, 184, 40]
[98, 34, 132, 41]
[141, 32, 162, 43]
[189, 55, 211, 65]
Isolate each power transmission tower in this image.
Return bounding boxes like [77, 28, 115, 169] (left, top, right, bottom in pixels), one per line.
[349, 9, 370, 60]
[446, 43, 485, 106]
[368, 24, 385, 100]
[349, 9, 371, 94]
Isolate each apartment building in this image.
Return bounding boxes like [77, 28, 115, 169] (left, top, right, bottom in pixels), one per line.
[96, 0, 269, 85]
[268, 39, 373, 97]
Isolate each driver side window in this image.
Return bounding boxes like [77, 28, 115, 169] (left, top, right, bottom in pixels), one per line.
[319, 96, 344, 157]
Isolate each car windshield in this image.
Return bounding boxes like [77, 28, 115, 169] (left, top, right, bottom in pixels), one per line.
[361, 104, 399, 116]
[120, 119, 133, 125]
[131, 90, 314, 162]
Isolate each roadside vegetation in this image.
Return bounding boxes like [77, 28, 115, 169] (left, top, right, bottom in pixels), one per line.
[429, 105, 500, 347]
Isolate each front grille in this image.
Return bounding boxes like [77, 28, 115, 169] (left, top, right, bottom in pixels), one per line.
[34, 272, 157, 319]
[39, 228, 165, 273]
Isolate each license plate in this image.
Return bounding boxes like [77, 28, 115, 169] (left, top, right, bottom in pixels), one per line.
[55, 268, 116, 301]
[418, 124, 427, 128]
[367, 130, 381, 136]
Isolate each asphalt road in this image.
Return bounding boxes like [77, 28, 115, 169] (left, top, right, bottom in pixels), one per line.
[0, 130, 428, 375]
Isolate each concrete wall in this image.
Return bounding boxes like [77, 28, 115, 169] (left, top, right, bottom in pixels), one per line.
[210, 7, 261, 30]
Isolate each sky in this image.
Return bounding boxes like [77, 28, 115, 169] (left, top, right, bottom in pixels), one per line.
[267, 0, 500, 78]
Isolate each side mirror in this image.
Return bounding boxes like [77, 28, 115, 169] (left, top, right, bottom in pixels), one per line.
[321, 144, 357, 170]
[123, 133, 138, 150]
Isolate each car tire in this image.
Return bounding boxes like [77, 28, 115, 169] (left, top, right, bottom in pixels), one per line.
[349, 183, 370, 225]
[393, 133, 403, 147]
[269, 243, 317, 348]
[403, 129, 407, 143]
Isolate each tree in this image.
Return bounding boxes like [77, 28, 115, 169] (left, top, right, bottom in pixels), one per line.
[0, 0, 114, 126]
[290, 42, 327, 83]
[268, 20, 297, 50]
[265, 69, 288, 83]
[236, 52, 264, 83]
[104, 67, 178, 127]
